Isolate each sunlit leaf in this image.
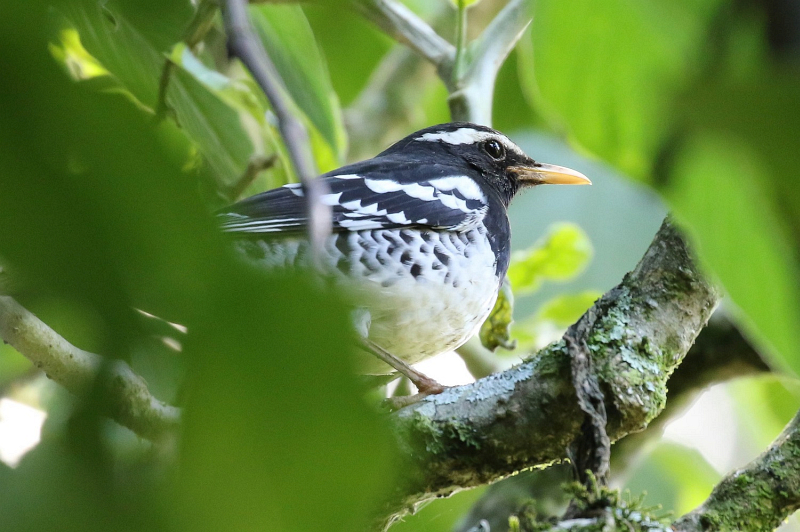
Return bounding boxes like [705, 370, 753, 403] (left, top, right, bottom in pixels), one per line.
[507, 223, 593, 295]
[49, 28, 108, 80]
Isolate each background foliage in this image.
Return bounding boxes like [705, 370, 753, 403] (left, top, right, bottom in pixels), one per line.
[1, 0, 799, 530]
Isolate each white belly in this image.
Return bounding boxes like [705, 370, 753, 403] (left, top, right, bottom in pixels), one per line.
[235, 224, 501, 374]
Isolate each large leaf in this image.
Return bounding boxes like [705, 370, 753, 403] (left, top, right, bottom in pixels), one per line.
[526, 0, 800, 378]
[177, 270, 395, 532]
[667, 133, 800, 374]
[249, 4, 347, 165]
[303, 5, 393, 107]
[527, 0, 721, 179]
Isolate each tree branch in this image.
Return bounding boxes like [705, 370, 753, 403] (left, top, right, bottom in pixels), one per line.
[0, 296, 179, 441]
[379, 219, 719, 528]
[221, 0, 331, 260]
[455, 314, 770, 531]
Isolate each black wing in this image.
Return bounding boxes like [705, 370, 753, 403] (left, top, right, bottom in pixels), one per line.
[218, 157, 489, 235]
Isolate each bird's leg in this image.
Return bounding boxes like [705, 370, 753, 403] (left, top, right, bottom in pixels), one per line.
[360, 338, 446, 398]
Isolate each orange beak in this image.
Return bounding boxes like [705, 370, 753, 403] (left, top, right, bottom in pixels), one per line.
[509, 162, 592, 186]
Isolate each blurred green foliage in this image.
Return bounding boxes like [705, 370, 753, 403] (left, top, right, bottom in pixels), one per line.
[2, 0, 800, 530]
[528, 0, 800, 379]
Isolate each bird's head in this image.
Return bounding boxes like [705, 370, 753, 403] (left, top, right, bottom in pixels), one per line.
[385, 122, 591, 205]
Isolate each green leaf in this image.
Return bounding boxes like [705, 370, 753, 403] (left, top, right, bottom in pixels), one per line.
[527, 0, 722, 179]
[167, 44, 290, 192]
[249, 4, 347, 164]
[507, 223, 593, 295]
[303, 6, 393, 106]
[479, 279, 517, 352]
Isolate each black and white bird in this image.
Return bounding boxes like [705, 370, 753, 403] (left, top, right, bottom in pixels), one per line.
[218, 122, 590, 394]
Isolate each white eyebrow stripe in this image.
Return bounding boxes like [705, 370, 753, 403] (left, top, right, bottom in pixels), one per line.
[427, 176, 486, 202]
[415, 128, 526, 157]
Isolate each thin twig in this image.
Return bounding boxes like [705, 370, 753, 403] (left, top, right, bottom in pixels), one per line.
[221, 0, 331, 261]
[452, 0, 468, 83]
[224, 154, 278, 202]
[449, 0, 533, 123]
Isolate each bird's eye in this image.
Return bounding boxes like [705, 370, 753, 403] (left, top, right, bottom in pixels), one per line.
[482, 139, 506, 160]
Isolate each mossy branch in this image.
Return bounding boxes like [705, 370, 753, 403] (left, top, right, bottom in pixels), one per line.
[380, 219, 719, 528]
[672, 408, 800, 532]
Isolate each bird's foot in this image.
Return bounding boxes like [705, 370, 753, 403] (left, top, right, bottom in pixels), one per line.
[361, 338, 448, 405]
[383, 380, 448, 411]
